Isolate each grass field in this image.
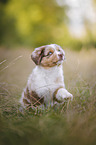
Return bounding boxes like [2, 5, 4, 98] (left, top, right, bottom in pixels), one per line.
[0, 48, 96, 145]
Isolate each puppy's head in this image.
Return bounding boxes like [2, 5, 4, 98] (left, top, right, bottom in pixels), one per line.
[31, 44, 65, 67]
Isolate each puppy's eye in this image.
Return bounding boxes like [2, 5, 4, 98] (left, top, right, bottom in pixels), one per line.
[58, 49, 60, 52]
[48, 51, 52, 55]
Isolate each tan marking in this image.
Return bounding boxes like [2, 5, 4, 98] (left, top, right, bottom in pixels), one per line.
[53, 86, 64, 103]
[55, 77, 63, 84]
[44, 47, 54, 56]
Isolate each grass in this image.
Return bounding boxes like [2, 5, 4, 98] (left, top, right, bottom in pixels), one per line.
[0, 47, 96, 145]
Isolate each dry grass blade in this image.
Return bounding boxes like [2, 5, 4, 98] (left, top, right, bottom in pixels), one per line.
[0, 55, 23, 72]
[0, 60, 6, 65]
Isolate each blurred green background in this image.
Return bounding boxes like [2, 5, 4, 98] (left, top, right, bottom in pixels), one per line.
[0, 0, 96, 50]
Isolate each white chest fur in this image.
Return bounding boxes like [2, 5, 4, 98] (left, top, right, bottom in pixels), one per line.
[27, 65, 65, 103]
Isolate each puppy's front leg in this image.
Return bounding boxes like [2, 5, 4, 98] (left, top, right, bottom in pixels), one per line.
[54, 88, 73, 103]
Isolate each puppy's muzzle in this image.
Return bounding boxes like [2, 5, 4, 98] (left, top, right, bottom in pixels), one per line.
[58, 54, 65, 61]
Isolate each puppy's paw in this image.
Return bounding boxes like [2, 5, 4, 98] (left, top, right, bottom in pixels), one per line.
[55, 88, 73, 102]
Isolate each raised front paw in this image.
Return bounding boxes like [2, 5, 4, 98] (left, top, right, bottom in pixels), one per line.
[54, 88, 73, 103]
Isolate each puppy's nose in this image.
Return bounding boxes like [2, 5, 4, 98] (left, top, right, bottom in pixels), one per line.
[58, 54, 63, 59]
[58, 54, 63, 57]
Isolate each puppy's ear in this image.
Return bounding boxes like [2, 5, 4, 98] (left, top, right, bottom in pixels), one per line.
[31, 46, 46, 65]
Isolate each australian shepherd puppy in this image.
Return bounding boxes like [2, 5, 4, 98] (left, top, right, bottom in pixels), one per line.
[20, 44, 73, 108]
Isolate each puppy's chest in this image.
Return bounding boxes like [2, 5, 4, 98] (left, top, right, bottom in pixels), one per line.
[30, 66, 64, 89]
[40, 69, 60, 84]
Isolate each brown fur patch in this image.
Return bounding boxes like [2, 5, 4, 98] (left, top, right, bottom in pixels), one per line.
[23, 87, 44, 107]
[53, 86, 64, 103]
[31, 46, 45, 65]
[23, 98, 31, 105]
